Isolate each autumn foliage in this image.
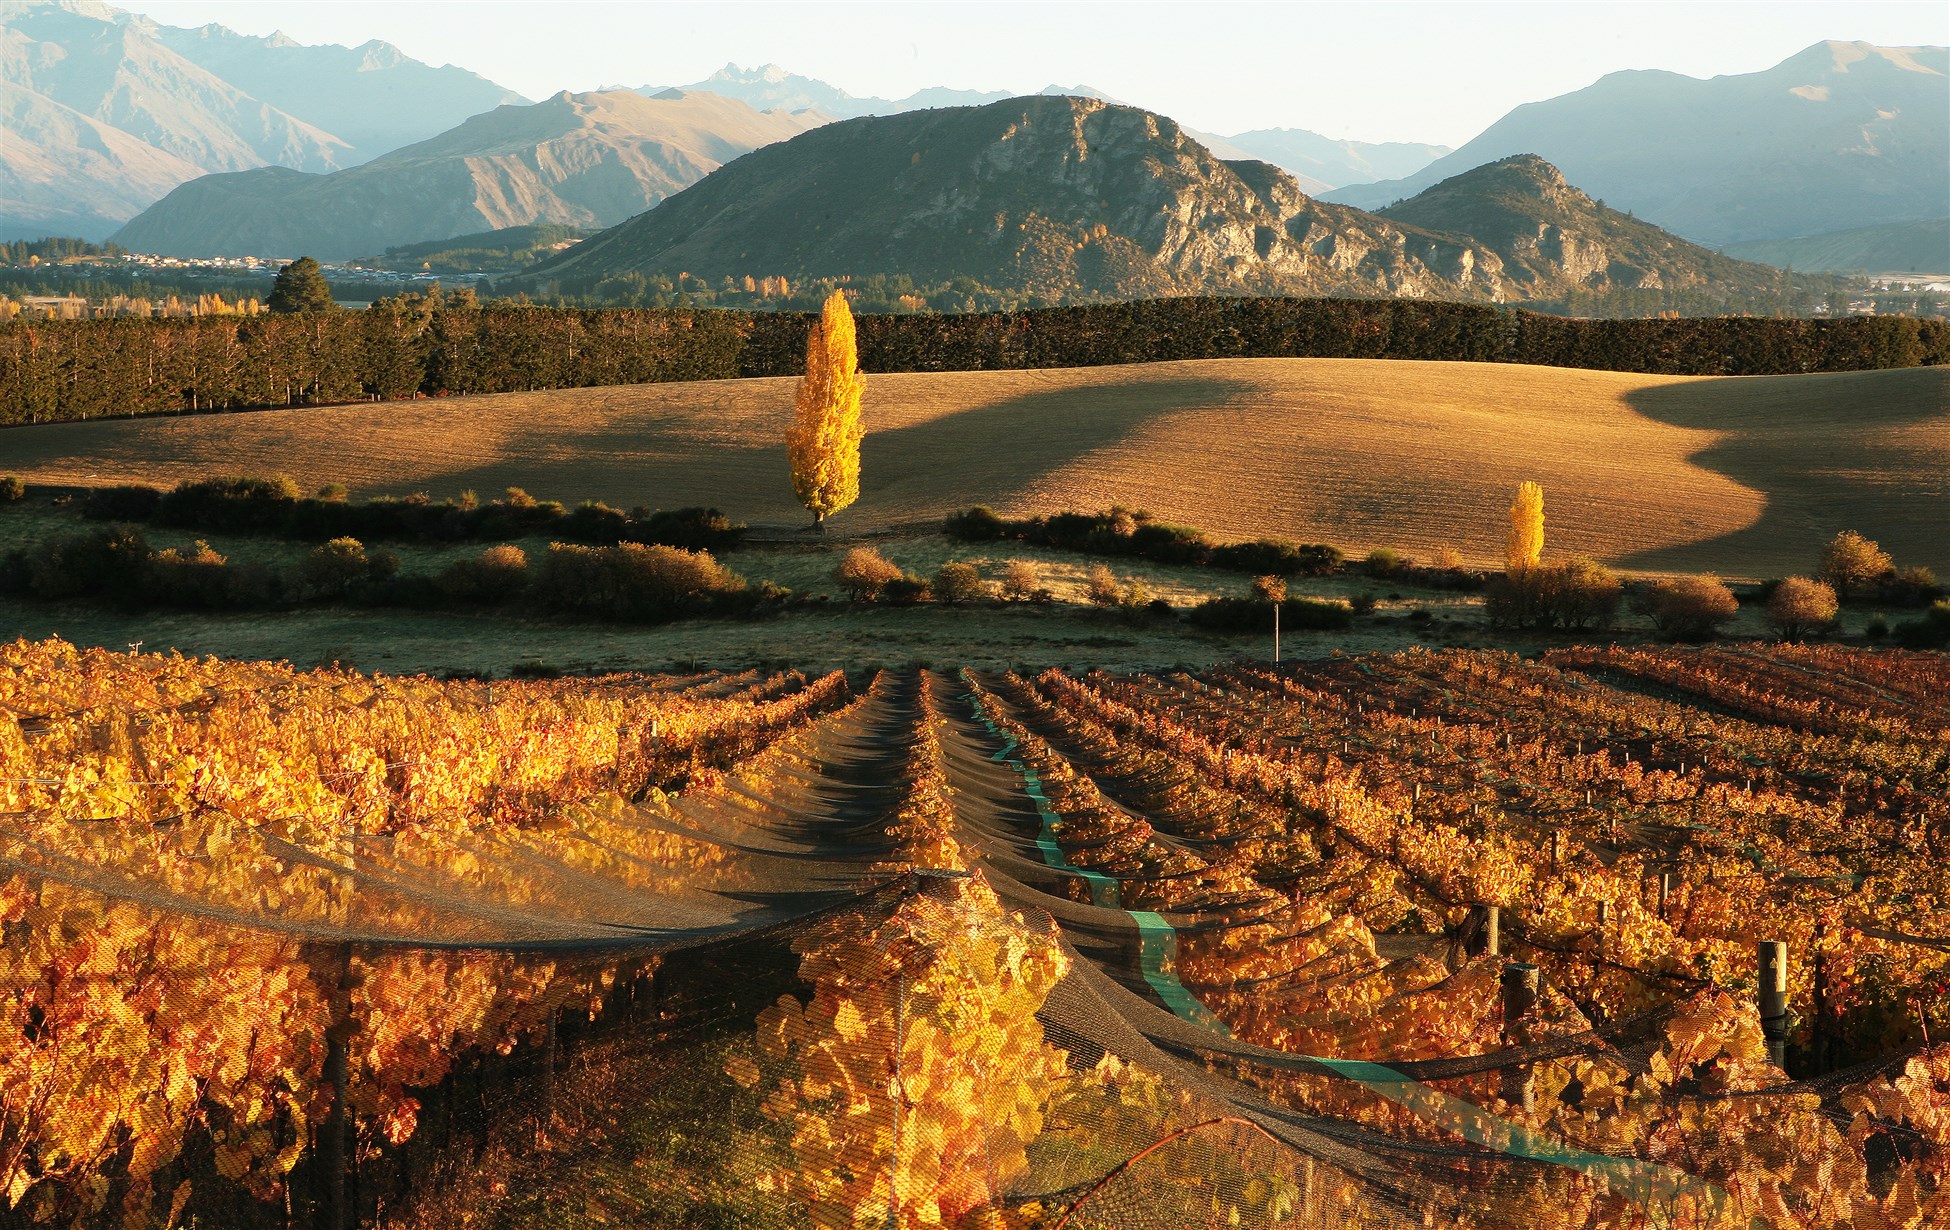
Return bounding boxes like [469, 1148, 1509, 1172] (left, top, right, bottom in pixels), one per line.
[788, 290, 867, 527]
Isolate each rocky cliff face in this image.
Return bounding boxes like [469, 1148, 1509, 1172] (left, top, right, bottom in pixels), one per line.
[522, 94, 1773, 305]
[1376, 155, 1792, 299]
[523, 96, 1529, 301]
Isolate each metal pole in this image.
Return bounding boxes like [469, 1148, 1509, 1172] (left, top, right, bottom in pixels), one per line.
[1273, 602, 1280, 664]
[1759, 941, 1789, 1070]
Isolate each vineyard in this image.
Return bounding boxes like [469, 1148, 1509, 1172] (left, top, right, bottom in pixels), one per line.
[2, 637, 1947, 1228]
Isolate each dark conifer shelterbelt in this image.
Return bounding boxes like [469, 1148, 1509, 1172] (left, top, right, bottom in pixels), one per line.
[1, 297, 1944, 427]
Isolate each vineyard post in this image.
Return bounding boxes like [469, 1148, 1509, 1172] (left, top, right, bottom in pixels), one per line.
[1812, 944, 1831, 1074]
[1273, 602, 1280, 664]
[320, 942, 355, 1230]
[1464, 905, 1499, 958]
[1657, 870, 1673, 918]
[1759, 941, 1789, 1069]
[537, 1007, 557, 1147]
[1500, 963, 1540, 1112]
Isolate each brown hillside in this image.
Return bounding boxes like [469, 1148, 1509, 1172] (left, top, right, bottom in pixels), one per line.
[5, 359, 1944, 578]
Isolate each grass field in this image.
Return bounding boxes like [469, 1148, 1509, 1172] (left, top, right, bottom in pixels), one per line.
[5, 358, 1945, 578]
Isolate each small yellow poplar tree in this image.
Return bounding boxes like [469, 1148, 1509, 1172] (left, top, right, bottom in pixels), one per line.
[1508, 481, 1544, 573]
[788, 290, 867, 528]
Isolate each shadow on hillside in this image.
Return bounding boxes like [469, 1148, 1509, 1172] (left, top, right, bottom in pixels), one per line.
[1617, 370, 1950, 576]
[427, 376, 1240, 525]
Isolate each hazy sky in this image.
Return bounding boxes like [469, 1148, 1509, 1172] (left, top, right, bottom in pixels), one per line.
[112, 1, 1950, 146]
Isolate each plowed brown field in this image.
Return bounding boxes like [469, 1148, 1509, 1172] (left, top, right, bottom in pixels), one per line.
[7, 358, 1945, 576]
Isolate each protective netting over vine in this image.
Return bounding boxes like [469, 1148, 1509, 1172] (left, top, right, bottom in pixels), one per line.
[2, 638, 1947, 1229]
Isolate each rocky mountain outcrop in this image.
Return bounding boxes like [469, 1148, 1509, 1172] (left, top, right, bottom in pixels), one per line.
[516, 95, 1794, 306]
[1375, 155, 1790, 297]
[1325, 41, 1949, 246]
[110, 90, 824, 259]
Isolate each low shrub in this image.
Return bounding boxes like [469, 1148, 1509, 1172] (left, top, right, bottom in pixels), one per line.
[149, 540, 234, 609]
[881, 575, 933, 605]
[1765, 576, 1839, 641]
[1364, 548, 1405, 577]
[536, 542, 744, 621]
[944, 506, 1007, 542]
[438, 544, 530, 603]
[1632, 575, 1740, 641]
[298, 537, 372, 600]
[838, 546, 903, 600]
[1085, 564, 1121, 606]
[1871, 565, 1941, 608]
[81, 485, 163, 522]
[999, 560, 1040, 601]
[1188, 595, 1353, 632]
[15, 525, 152, 602]
[1209, 539, 1342, 577]
[1892, 600, 1950, 648]
[0, 476, 25, 502]
[933, 561, 984, 604]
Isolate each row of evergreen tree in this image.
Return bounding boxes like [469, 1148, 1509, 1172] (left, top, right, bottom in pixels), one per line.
[3, 296, 1945, 427]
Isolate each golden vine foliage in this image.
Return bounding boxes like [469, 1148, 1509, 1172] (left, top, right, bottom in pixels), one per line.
[1508, 481, 1545, 572]
[787, 290, 867, 526]
[731, 874, 1070, 1229]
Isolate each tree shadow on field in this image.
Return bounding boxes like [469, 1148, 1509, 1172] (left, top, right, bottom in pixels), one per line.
[1618, 369, 1950, 577]
[429, 376, 1239, 527]
[850, 376, 1239, 525]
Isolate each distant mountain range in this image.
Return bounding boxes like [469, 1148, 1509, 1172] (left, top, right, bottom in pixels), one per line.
[0, 0, 523, 239]
[6, 5, 1938, 305]
[111, 89, 823, 259]
[1324, 41, 1949, 248]
[515, 96, 1800, 309]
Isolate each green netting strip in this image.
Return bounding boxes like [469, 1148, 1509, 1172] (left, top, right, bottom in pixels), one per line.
[962, 682, 1742, 1220]
[1312, 1059, 1735, 1213]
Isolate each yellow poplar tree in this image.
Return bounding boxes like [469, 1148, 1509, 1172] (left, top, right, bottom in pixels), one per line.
[788, 291, 867, 528]
[1507, 481, 1544, 573]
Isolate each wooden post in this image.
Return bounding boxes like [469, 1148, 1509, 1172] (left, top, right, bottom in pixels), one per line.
[537, 1008, 558, 1147]
[1657, 870, 1673, 918]
[1812, 946, 1831, 1075]
[1758, 941, 1789, 1070]
[320, 943, 354, 1230]
[1500, 963, 1540, 1112]
[1551, 831, 1562, 871]
[1412, 781, 1421, 804]
[1273, 603, 1280, 664]
[1464, 905, 1500, 958]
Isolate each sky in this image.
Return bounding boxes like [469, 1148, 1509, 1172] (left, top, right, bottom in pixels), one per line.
[110, 0, 1950, 147]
